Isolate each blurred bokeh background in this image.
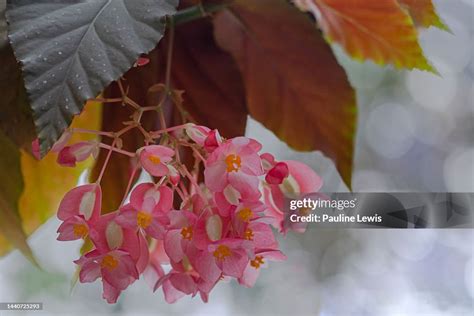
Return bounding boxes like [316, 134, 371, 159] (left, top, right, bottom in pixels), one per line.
[0, 0, 472, 315]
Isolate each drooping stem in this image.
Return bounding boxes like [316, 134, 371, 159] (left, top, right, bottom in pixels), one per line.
[96, 139, 117, 184]
[98, 143, 135, 157]
[120, 163, 140, 206]
[72, 128, 114, 138]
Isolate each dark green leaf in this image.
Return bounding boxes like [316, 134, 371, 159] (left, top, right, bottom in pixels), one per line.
[6, 0, 178, 155]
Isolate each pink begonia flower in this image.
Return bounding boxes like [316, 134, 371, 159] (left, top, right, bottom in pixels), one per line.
[204, 137, 264, 198]
[57, 215, 91, 241]
[164, 210, 198, 263]
[139, 145, 174, 177]
[192, 238, 252, 280]
[89, 213, 149, 274]
[57, 184, 102, 239]
[74, 212, 150, 303]
[130, 183, 174, 213]
[185, 124, 211, 145]
[203, 130, 223, 153]
[116, 183, 173, 239]
[192, 213, 231, 250]
[238, 249, 287, 288]
[265, 162, 289, 185]
[74, 249, 139, 303]
[57, 141, 99, 167]
[228, 200, 267, 233]
[263, 160, 323, 233]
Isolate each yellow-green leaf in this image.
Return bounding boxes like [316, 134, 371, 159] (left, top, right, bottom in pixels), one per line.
[0, 131, 37, 265]
[0, 102, 102, 260]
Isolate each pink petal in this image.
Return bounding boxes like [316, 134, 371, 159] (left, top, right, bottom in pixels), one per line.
[169, 273, 197, 295]
[102, 280, 121, 304]
[265, 162, 289, 185]
[162, 279, 186, 304]
[164, 229, 185, 263]
[204, 161, 227, 192]
[115, 207, 138, 230]
[228, 172, 260, 200]
[57, 216, 88, 241]
[249, 222, 278, 249]
[221, 250, 248, 278]
[78, 259, 101, 283]
[57, 184, 101, 221]
[140, 145, 174, 177]
[102, 252, 138, 290]
[239, 263, 260, 288]
[285, 160, 323, 192]
[192, 251, 221, 284]
[144, 216, 166, 239]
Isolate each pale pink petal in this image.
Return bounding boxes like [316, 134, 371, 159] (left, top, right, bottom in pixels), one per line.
[192, 251, 221, 284]
[162, 279, 186, 303]
[164, 230, 185, 263]
[204, 161, 227, 192]
[144, 216, 166, 239]
[102, 280, 121, 304]
[221, 250, 248, 278]
[169, 273, 197, 295]
[115, 208, 138, 230]
[285, 160, 323, 192]
[154, 186, 173, 212]
[249, 222, 277, 249]
[228, 172, 260, 199]
[239, 263, 260, 288]
[78, 259, 101, 283]
[130, 183, 154, 210]
[240, 153, 264, 176]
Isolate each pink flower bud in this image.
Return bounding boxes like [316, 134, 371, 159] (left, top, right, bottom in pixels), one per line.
[57, 141, 98, 167]
[265, 162, 289, 185]
[260, 153, 276, 171]
[203, 129, 222, 152]
[185, 124, 211, 145]
[167, 165, 180, 186]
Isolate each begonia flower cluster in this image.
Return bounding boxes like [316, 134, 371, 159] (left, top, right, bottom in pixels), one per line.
[54, 123, 322, 303]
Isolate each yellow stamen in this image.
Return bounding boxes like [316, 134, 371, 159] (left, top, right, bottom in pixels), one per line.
[101, 254, 119, 271]
[181, 226, 193, 240]
[250, 255, 265, 269]
[148, 155, 161, 164]
[244, 228, 254, 240]
[137, 211, 152, 229]
[213, 245, 231, 261]
[73, 223, 88, 239]
[225, 154, 241, 172]
[237, 207, 253, 222]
